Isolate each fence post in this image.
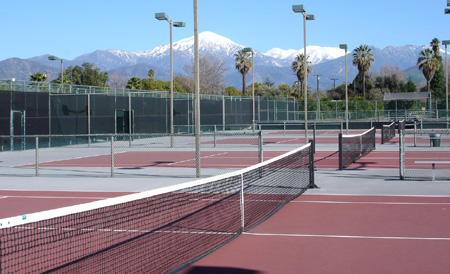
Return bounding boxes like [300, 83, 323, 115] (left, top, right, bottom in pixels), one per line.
[313, 122, 316, 143]
[258, 131, 263, 163]
[338, 133, 343, 170]
[414, 120, 417, 147]
[399, 130, 404, 180]
[35, 136, 39, 177]
[111, 135, 114, 177]
[214, 125, 217, 148]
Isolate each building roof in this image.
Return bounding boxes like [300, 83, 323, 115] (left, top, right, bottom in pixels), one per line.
[383, 92, 430, 101]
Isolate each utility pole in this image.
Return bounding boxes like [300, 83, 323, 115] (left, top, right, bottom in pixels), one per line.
[331, 78, 338, 91]
[314, 74, 322, 93]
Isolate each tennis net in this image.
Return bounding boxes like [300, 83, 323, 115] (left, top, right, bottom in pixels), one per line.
[381, 121, 395, 144]
[0, 143, 314, 274]
[339, 127, 376, 170]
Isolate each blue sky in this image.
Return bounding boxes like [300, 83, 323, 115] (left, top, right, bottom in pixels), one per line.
[1, 0, 449, 61]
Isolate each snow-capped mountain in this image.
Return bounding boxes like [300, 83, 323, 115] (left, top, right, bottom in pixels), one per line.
[0, 31, 432, 89]
[265, 46, 345, 65]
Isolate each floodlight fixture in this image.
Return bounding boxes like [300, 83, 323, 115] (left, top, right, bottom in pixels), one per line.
[242, 47, 254, 53]
[443, 40, 450, 45]
[173, 22, 186, 27]
[448, 0, 450, 6]
[155, 12, 169, 21]
[446, 8, 450, 14]
[292, 5, 306, 13]
[48, 56, 64, 86]
[306, 14, 315, 20]
[339, 44, 348, 50]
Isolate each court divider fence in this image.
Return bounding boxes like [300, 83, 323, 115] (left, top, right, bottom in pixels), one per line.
[0, 132, 265, 178]
[400, 129, 450, 181]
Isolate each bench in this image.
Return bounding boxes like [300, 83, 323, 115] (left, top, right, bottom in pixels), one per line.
[414, 161, 450, 180]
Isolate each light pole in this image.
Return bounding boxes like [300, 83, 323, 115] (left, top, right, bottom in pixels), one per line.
[339, 44, 348, 134]
[193, 0, 201, 178]
[293, 5, 315, 144]
[314, 74, 321, 92]
[243, 47, 255, 130]
[155, 13, 186, 146]
[443, 40, 449, 126]
[48, 55, 63, 88]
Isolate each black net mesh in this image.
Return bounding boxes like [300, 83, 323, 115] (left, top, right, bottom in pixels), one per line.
[339, 128, 376, 169]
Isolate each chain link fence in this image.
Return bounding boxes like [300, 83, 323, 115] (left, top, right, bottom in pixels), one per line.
[0, 132, 265, 178]
[400, 130, 450, 180]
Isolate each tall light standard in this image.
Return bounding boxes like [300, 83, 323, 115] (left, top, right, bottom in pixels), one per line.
[48, 55, 64, 87]
[339, 44, 348, 134]
[243, 47, 255, 130]
[193, 0, 201, 177]
[155, 13, 186, 146]
[293, 5, 315, 144]
[443, 40, 449, 126]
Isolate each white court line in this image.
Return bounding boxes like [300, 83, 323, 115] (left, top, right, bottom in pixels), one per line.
[168, 152, 229, 166]
[272, 138, 303, 144]
[292, 201, 450, 205]
[244, 232, 450, 241]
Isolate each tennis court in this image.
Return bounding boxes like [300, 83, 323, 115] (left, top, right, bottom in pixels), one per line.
[2, 126, 450, 273]
[181, 194, 450, 274]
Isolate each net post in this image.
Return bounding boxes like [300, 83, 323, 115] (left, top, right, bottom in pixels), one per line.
[381, 125, 385, 144]
[35, 136, 39, 177]
[258, 130, 263, 163]
[399, 130, 404, 180]
[308, 140, 318, 189]
[338, 133, 343, 170]
[111, 135, 115, 177]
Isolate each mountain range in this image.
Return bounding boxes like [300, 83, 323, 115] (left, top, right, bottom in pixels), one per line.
[0, 31, 430, 91]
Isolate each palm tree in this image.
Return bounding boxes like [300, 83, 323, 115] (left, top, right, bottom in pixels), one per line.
[29, 72, 47, 82]
[234, 49, 252, 95]
[148, 69, 155, 80]
[29, 72, 47, 92]
[352, 45, 375, 98]
[126, 77, 143, 90]
[291, 54, 313, 97]
[417, 48, 441, 92]
[431, 38, 441, 56]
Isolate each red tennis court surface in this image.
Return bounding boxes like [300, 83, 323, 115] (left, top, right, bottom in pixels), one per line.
[20, 149, 401, 170]
[181, 194, 450, 274]
[22, 151, 287, 169]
